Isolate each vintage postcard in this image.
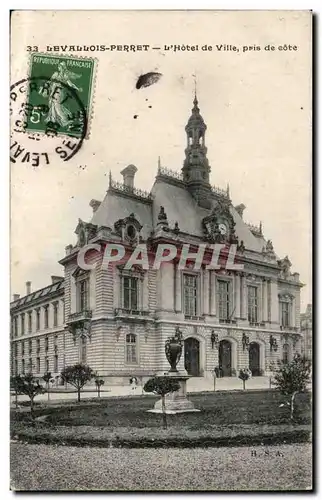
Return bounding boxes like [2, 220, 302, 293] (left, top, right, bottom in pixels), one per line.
[10, 10, 312, 492]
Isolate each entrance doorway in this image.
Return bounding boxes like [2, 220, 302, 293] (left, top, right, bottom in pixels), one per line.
[219, 340, 232, 377]
[249, 342, 260, 376]
[184, 337, 200, 376]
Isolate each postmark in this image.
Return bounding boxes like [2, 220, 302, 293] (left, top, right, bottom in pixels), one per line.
[10, 76, 87, 166]
[10, 53, 96, 166]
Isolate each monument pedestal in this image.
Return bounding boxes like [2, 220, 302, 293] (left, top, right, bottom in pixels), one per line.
[148, 372, 200, 414]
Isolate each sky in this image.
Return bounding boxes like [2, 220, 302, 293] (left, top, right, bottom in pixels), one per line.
[10, 10, 311, 310]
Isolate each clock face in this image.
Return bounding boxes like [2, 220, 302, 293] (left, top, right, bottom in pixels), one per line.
[218, 223, 227, 235]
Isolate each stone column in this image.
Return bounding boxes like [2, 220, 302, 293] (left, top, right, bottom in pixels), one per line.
[203, 268, 209, 315]
[240, 274, 247, 319]
[235, 274, 241, 318]
[175, 265, 182, 313]
[209, 271, 216, 316]
[143, 272, 149, 310]
[270, 280, 279, 324]
[262, 279, 268, 322]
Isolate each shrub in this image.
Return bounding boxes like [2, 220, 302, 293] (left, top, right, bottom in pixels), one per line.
[143, 376, 180, 429]
[238, 368, 251, 390]
[61, 364, 95, 402]
[272, 354, 311, 420]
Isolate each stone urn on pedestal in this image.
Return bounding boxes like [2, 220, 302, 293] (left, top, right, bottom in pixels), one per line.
[149, 327, 200, 414]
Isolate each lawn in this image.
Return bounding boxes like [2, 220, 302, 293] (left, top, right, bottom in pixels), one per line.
[42, 390, 311, 428]
[11, 390, 311, 448]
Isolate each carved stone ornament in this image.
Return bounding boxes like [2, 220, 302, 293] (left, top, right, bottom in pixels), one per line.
[202, 199, 237, 244]
[75, 219, 98, 247]
[278, 255, 292, 279]
[114, 213, 143, 244]
[69, 319, 92, 344]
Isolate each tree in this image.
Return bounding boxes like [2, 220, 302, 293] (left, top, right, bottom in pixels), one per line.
[42, 371, 53, 401]
[94, 375, 104, 398]
[10, 374, 45, 417]
[10, 375, 20, 409]
[238, 368, 250, 390]
[60, 364, 95, 402]
[272, 354, 311, 420]
[143, 376, 180, 429]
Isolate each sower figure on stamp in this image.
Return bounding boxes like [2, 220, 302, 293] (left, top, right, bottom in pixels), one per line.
[39, 61, 83, 128]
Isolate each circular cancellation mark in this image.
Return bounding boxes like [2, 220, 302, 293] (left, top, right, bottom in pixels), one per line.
[10, 76, 88, 166]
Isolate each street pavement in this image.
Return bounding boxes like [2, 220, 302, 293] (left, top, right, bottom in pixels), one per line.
[10, 442, 312, 491]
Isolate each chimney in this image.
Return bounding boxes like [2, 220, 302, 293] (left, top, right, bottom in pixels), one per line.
[235, 203, 246, 218]
[89, 199, 101, 213]
[120, 164, 137, 188]
[13, 294, 20, 302]
[26, 281, 31, 295]
[51, 276, 63, 284]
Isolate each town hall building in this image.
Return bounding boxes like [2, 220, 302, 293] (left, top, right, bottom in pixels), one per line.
[10, 92, 304, 385]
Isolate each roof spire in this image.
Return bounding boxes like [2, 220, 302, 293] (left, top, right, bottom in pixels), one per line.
[109, 170, 112, 187]
[193, 73, 198, 109]
[158, 156, 161, 172]
[226, 183, 230, 197]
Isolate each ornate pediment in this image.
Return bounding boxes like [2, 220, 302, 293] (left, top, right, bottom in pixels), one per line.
[202, 199, 237, 244]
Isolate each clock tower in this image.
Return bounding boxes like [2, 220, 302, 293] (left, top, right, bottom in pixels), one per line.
[182, 92, 212, 209]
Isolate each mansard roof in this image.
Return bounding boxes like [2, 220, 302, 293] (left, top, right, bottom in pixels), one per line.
[151, 175, 268, 253]
[89, 167, 271, 255]
[90, 188, 153, 240]
[10, 279, 64, 311]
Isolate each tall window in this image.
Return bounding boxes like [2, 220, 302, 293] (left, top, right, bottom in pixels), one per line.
[80, 336, 87, 363]
[183, 274, 198, 316]
[14, 317, 18, 338]
[283, 344, 289, 364]
[126, 333, 137, 364]
[44, 305, 49, 329]
[28, 311, 32, 333]
[29, 339, 32, 355]
[21, 359, 25, 374]
[281, 302, 290, 328]
[28, 358, 33, 373]
[248, 286, 258, 323]
[123, 276, 139, 310]
[45, 336, 49, 353]
[36, 309, 40, 331]
[54, 355, 58, 372]
[53, 302, 58, 327]
[217, 280, 230, 320]
[45, 357, 49, 372]
[21, 341, 25, 357]
[36, 357, 40, 373]
[78, 279, 89, 312]
[21, 313, 25, 335]
[36, 338, 40, 354]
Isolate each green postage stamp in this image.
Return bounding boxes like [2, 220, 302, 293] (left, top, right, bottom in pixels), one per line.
[26, 53, 96, 138]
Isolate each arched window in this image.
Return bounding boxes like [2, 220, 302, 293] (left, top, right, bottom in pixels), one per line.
[126, 333, 137, 364]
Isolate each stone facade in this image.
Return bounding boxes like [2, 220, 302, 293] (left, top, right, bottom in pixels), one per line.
[300, 304, 312, 361]
[10, 93, 304, 384]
